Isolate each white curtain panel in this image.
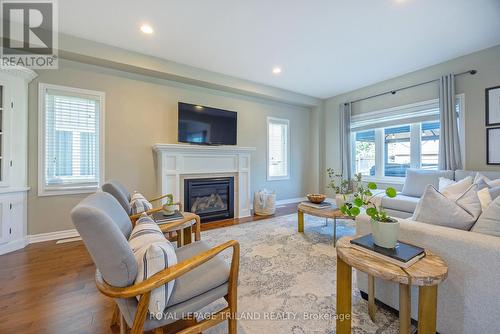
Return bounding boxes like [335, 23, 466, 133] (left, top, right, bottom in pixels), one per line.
[438, 74, 463, 170]
[339, 102, 352, 180]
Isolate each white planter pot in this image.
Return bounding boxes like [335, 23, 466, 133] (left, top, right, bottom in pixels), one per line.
[371, 218, 400, 249]
[163, 204, 176, 215]
[335, 193, 353, 209]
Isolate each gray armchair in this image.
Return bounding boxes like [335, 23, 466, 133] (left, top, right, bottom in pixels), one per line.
[71, 192, 239, 334]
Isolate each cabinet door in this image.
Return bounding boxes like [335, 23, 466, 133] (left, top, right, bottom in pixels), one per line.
[0, 200, 8, 244]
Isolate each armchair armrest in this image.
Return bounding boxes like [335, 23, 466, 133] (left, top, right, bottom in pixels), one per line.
[95, 240, 240, 299]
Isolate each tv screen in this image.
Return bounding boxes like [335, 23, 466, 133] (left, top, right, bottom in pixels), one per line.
[178, 102, 237, 145]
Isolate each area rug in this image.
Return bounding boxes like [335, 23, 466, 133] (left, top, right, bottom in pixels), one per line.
[198, 213, 403, 334]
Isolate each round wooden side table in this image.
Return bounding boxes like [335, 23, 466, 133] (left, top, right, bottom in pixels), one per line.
[335, 236, 448, 334]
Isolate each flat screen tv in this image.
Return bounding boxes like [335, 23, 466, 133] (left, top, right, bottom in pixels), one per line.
[178, 102, 237, 145]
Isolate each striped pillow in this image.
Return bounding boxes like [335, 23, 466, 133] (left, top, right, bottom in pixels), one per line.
[128, 214, 177, 319]
[130, 192, 153, 215]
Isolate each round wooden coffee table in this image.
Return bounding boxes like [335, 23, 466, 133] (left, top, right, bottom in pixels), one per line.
[297, 203, 353, 246]
[335, 236, 448, 334]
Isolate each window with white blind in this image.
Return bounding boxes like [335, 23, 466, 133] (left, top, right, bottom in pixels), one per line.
[351, 95, 464, 181]
[38, 83, 105, 196]
[267, 117, 290, 180]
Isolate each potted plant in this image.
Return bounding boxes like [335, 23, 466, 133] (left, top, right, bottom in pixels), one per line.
[162, 194, 176, 215]
[340, 181, 399, 248]
[326, 168, 361, 208]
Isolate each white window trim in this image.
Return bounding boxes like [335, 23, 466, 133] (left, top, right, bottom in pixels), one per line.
[351, 95, 465, 185]
[38, 83, 105, 196]
[266, 117, 290, 181]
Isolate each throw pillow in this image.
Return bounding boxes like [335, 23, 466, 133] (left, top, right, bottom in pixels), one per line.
[438, 177, 456, 191]
[130, 192, 153, 215]
[128, 214, 177, 319]
[472, 196, 500, 237]
[412, 184, 482, 230]
[440, 176, 473, 201]
[402, 169, 454, 197]
[474, 173, 500, 187]
[477, 186, 500, 211]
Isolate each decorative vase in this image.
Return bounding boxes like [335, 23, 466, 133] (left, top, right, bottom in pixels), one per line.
[371, 218, 399, 248]
[163, 204, 176, 215]
[335, 194, 345, 209]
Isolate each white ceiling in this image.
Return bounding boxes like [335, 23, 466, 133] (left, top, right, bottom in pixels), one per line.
[57, 0, 500, 98]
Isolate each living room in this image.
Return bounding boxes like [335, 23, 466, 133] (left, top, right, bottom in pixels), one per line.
[0, 1, 499, 333]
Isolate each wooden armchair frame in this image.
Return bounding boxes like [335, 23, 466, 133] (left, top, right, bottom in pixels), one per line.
[97, 240, 240, 334]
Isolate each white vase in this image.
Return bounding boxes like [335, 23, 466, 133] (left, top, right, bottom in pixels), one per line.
[335, 194, 346, 209]
[371, 218, 400, 248]
[163, 204, 176, 215]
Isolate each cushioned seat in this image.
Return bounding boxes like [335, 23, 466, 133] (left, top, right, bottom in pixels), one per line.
[381, 193, 420, 213]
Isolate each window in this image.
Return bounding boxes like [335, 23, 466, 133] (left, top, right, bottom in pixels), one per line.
[267, 117, 290, 180]
[38, 83, 104, 196]
[351, 96, 462, 180]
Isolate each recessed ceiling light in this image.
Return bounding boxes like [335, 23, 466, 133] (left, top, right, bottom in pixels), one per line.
[272, 67, 282, 74]
[140, 24, 154, 34]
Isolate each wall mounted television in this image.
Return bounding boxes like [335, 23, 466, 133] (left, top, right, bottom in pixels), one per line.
[178, 102, 237, 145]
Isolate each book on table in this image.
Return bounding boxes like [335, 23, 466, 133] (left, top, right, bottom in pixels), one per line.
[300, 201, 332, 209]
[152, 210, 184, 224]
[349, 234, 425, 268]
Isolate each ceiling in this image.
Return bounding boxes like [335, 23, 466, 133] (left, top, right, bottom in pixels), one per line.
[56, 0, 500, 98]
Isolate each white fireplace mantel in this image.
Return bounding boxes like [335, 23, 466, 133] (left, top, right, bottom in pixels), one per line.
[153, 144, 256, 218]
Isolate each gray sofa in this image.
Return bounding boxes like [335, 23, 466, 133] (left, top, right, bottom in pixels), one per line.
[381, 169, 500, 218]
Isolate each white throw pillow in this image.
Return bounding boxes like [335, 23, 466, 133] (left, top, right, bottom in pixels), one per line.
[474, 173, 500, 187]
[438, 177, 456, 191]
[472, 196, 500, 237]
[477, 186, 500, 211]
[129, 214, 177, 319]
[412, 184, 482, 230]
[130, 192, 153, 215]
[440, 176, 473, 201]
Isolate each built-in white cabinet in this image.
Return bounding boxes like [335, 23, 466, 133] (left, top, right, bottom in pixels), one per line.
[0, 66, 36, 255]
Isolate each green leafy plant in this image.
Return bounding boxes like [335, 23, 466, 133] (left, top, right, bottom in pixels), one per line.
[340, 182, 397, 223]
[326, 168, 362, 195]
[164, 194, 174, 206]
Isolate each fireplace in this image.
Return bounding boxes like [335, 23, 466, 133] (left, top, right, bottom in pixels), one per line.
[184, 177, 234, 223]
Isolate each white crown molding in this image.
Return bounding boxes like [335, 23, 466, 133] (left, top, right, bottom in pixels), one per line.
[0, 65, 38, 82]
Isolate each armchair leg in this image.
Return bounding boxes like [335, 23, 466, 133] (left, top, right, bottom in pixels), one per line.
[111, 304, 120, 327]
[119, 314, 128, 334]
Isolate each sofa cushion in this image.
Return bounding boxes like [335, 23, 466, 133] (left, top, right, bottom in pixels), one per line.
[439, 176, 473, 200]
[412, 184, 481, 230]
[129, 215, 177, 319]
[472, 196, 500, 237]
[381, 194, 420, 213]
[402, 169, 454, 197]
[474, 173, 500, 187]
[477, 186, 500, 210]
[167, 240, 230, 307]
[130, 192, 153, 215]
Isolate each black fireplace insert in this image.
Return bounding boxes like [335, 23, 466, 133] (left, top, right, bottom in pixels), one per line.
[184, 177, 234, 223]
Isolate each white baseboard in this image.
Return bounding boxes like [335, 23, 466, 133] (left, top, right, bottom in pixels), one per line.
[276, 197, 307, 205]
[28, 229, 80, 244]
[0, 238, 28, 255]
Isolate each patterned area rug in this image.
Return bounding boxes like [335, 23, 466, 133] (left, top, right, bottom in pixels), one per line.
[199, 213, 402, 334]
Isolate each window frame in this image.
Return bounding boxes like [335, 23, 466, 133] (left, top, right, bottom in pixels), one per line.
[38, 83, 105, 196]
[351, 95, 464, 184]
[266, 117, 290, 181]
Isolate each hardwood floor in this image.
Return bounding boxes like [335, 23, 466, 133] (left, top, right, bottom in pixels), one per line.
[0, 203, 298, 334]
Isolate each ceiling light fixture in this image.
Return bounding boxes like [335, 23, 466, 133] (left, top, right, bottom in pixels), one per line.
[272, 67, 282, 74]
[140, 24, 154, 34]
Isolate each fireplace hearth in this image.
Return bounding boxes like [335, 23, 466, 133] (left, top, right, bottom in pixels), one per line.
[184, 177, 234, 223]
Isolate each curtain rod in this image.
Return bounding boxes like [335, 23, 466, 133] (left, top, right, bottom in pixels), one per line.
[345, 69, 477, 105]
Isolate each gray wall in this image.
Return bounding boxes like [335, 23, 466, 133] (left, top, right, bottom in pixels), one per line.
[28, 60, 317, 234]
[322, 44, 500, 194]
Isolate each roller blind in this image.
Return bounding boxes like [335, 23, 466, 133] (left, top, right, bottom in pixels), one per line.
[43, 87, 102, 189]
[268, 118, 289, 179]
[351, 100, 439, 132]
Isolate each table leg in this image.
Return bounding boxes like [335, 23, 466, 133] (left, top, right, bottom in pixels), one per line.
[418, 285, 437, 334]
[333, 217, 337, 247]
[182, 225, 193, 245]
[193, 215, 201, 241]
[177, 230, 185, 248]
[324, 218, 328, 227]
[298, 211, 304, 232]
[336, 255, 352, 334]
[368, 275, 376, 321]
[399, 283, 411, 334]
